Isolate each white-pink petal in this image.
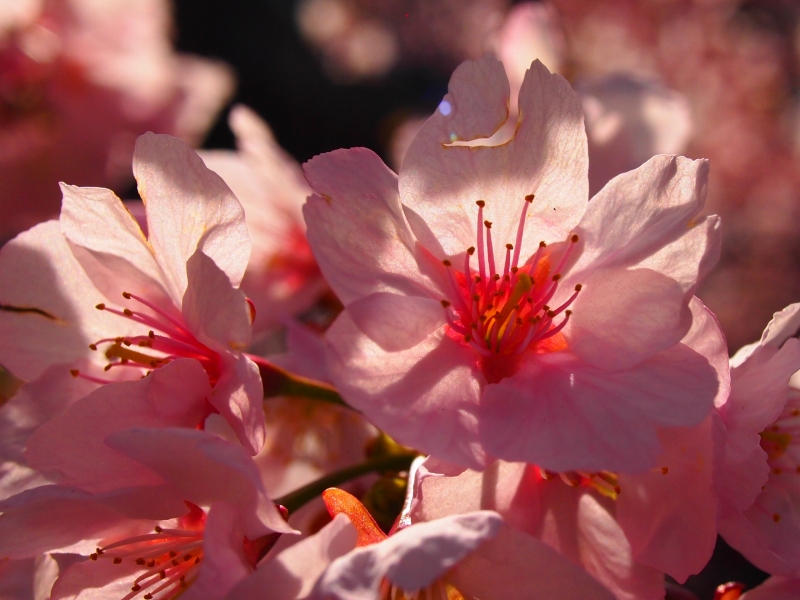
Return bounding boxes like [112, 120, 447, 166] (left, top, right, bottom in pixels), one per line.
[133, 133, 250, 303]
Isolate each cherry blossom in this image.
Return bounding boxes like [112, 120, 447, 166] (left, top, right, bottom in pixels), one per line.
[303, 55, 725, 472]
[414, 430, 727, 599]
[199, 105, 327, 334]
[0, 0, 234, 241]
[717, 303, 800, 576]
[309, 487, 614, 600]
[0, 428, 294, 600]
[0, 132, 266, 455]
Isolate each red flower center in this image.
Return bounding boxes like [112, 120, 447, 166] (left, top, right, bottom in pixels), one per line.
[440, 195, 581, 359]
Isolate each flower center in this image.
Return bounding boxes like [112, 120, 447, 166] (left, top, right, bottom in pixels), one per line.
[440, 196, 581, 358]
[535, 465, 622, 500]
[90, 503, 207, 600]
[70, 291, 220, 385]
[759, 394, 800, 478]
[264, 225, 321, 293]
[381, 580, 464, 600]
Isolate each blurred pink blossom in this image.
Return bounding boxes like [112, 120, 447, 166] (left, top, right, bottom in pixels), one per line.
[200, 106, 327, 335]
[304, 56, 725, 472]
[0, 0, 234, 241]
[296, 0, 507, 80]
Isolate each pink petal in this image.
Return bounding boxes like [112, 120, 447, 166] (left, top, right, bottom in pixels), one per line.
[25, 359, 211, 493]
[571, 492, 666, 600]
[0, 485, 185, 559]
[617, 419, 718, 582]
[680, 298, 731, 411]
[180, 502, 252, 600]
[326, 311, 486, 469]
[50, 559, 143, 600]
[182, 249, 252, 352]
[567, 266, 693, 371]
[347, 293, 445, 352]
[0, 361, 99, 500]
[412, 461, 540, 537]
[303, 148, 439, 305]
[133, 133, 250, 302]
[105, 428, 294, 537]
[479, 339, 719, 473]
[741, 577, 800, 600]
[207, 353, 266, 456]
[222, 514, 356, 600]
[0, 222, 122, 380]
[400, 57, 587, 259]
[570, 155, 711, 276]
[311, 511, 502, 599]
[749, 302, 800, 350]
[0, 558, 35, 599]
[59, 184, 171, 305]
[448, 523, 616, 600]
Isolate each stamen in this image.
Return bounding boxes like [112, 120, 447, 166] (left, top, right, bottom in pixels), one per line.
[512, 195, 533, 269]
[476, 201, 486, 281]
[484, 220, 496, 277]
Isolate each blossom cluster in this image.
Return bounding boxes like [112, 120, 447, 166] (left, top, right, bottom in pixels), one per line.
[1, 40, 800, 600]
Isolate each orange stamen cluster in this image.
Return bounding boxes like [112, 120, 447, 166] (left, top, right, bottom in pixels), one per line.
[536, 466, 622, 499]
[440, 196, 581, 357]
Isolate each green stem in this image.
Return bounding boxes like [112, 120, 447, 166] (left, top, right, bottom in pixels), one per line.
[249, 353, 351, 409]
[275, 452, 419, 514]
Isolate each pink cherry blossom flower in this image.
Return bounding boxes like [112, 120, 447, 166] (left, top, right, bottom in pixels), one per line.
[414, 459, 663, 599]
[303, 55, 725, 472]
[717, 303, 800, 576]
[0, 427, 294, 600]
[0, 0, 234, 241]
[199, 105, 327, 334]
[0, 132, 266, 454]
[307, 487, 614, 600]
